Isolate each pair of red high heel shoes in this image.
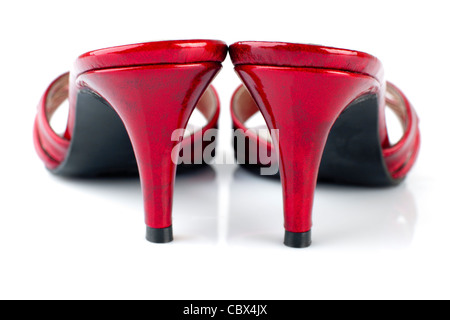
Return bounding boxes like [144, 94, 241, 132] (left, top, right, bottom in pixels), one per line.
[34, 40, 420, 248]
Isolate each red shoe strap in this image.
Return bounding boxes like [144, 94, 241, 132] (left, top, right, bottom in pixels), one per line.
[382, 82, 421, 179]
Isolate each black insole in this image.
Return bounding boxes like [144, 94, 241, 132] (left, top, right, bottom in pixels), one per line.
[237, 94, 402, 187]
[52, 90, 207, 177]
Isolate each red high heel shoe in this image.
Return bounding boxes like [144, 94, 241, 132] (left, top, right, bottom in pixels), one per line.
[230, 42, 420, 248]
[34, 40, 227, 243]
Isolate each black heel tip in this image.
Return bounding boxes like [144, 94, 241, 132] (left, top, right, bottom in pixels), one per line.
[284, 230, 312, 248]
[146, 226, 173, 244]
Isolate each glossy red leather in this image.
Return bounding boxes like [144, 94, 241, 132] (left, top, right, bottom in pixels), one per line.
[231, 42, 389, 146]
[231, 82, 420, 181]
[34, 40, 226, 169]
[382, 82, 421, 179]
[34, 73, 70, 169]
[34, 73, 222, 171]
[74, 40, 228, 77]
[34, 40, 227, 234]
[78, 63, 221, 229]
[236, 66, 381, 233]
[230, 42, 385, 83]
[67, 40, 227, 139]
[230, 42, 420, 240]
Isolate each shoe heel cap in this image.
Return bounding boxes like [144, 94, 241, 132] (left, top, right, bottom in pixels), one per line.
[284, 230, 312, 248]
[146, 226, 173, 244]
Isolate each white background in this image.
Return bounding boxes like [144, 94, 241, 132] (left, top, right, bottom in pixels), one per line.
[0, 0, 449, 300]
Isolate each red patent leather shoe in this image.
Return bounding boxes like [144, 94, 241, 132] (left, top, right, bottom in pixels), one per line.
[230, 42, 420, 248]
[34, 40, 228, 243]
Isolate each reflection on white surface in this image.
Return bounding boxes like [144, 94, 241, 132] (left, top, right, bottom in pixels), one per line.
[55, 163, 417, 249]
[56, 166, 219, 244]
[227, 167, 417, 249]
[173, 166, 218, 244]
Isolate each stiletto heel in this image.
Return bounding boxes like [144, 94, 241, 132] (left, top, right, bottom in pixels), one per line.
[236, 66, 379, 247]
[79, 63, 221, 242]
[34, 40, 227, 243]
[230, 42, 420, 248]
